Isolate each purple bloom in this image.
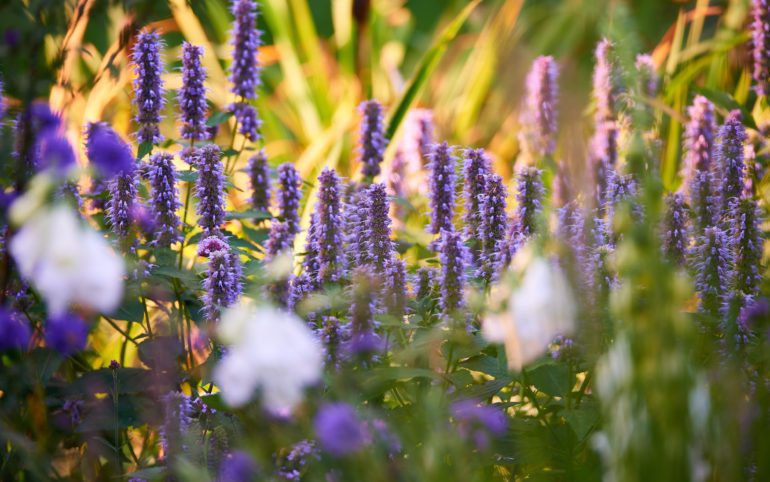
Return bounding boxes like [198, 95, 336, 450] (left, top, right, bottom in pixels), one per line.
[247, 150, 271, 213]
[507, 166, 544, 261]
[314, 403, 369, 457]
[557, 202, 592, 288]
[753, 0, 770, 96]
[131, 30, 165, 145]
[266, 221, 293, 305]
[316, 168, 345, 284]
[302, 212, 321, 286]
[415, 266, 436, 300]
[277, 163, 302, 237]
[343, 184, 369, 267]
[662, 193, 688, 266]
[439, 229, 469, 319]
[731, 198, 763, 298]
[347, 266, 382, 356]
[478, 173, 508, 282]
[195, 145, 226, 237]
[46, 313, 89, 356]
[0, 308, 30, 351]
[107, 171, 138, 244]
[462, 148, 491, 264]
[229, 0, 261, 100]
[231, 101, 261, 141]
[450, 400, 507, 450]
[36, 132, 76, 175]
[147, 152, 182, 246]
[428, 142, 457, 246]
[200, 236, 238, 323]
[635, 54, 658, 99]
[716, 110, 747, 211]
[217, 450, 259, 482]
[692, 226, 733, 316]
[276, 440, 320, 480]
[519, 56, 559, 161]
[315, 316, 350, 366]
[365, 183, 393, 272]
[416, 110, 434, 163]
[592, 39, 620, 125]
[178, 42, 209, 141]
[0, 77, 5, 123]
[288, 273, 315, 312]
[85, 123, 136, 179]
[160, 392, 193, 457]
[682, 96, 716, 201]
[358, 100, 387, 179]
[736, 298, 769, 346]
[383, 257, 408, 318]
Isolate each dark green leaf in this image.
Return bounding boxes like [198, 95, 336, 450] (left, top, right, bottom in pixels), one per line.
[206, 111, 233, 127]
[527, 362, 570, 398]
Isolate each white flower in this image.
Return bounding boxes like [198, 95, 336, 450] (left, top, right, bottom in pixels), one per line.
[9, 205, 125, 316]
[213, 303, 324, 411]
[483, 257, 576, 370]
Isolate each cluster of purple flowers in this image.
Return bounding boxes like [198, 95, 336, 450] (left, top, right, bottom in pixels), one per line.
[229, 0, 262, 140]
[131, 31, 165, 145]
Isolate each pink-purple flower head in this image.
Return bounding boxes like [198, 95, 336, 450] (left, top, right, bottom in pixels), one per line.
[717, 110, 747, 211]
[46, 313, 89, 356]
[85, 123, 136, 179]
[450, 399, 507, 450]
[179, 42, 209, 141]
[314, 402, 370, 457]
[519, 55, 558, 161]
[229, 0, 262, 100]
[131, 30, 165, 145]
[428, 142, 457, 245]
[752, 0, 770, 96]
[358, 100, 387, 179]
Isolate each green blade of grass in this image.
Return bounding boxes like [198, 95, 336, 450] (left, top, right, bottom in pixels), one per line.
[384, 0, 481, 141]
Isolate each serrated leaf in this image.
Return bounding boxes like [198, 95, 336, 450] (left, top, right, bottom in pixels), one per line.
[137, 141, 154, 159]
[527, 362, 570, 398]
[564, 407, 599, 441]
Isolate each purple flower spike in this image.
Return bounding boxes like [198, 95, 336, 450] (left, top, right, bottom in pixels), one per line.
[288, 273, 315, 312]
[428, 142, 457, 246]
[478, 173, 508, 282]
[195, 145, 226, 238]
[439, 229, 469, 320]
[316, 168, 345, 284]
[508, 166, 544, 261]
[218, 450, 259, 482]
[692, 226, 733, 316]
[229, 0, 261, 100]
[662, 193, 688, 267]
[131, 30, 165, 145]
[462, 148, 491, 264]
[717, 110, 747, 211]
[347, 266, 382, 356]
[592, 39, 620, 125]
[450, 400, 507, 450]
[314, 403, 369, 457]
[358, 100, 387, 179]
[200, 236, 237, 323]
[0, 77, 5, 123]
[731, 198, 763, 298]
[635, 54, 658, 99]
[231, 102, 261, 141]
[107, 171, 138, 244]
[46, 313, 89, 356]
[0, 308, 30, 351]
[85, 123, 136, 179]
[384, 257, 408, 318]
[247, 150, 271, 213]
[266, 221, 293, 306]
[277, 163, 302, 237]
[302, 212, 321, 285]
[179, 42, 209, 141]
[753, 0, 770, 96]
[736, 298, 769, 347]
[415, 266, 437, 300]
[343, 184, 369, 267]
[148, 152, 182, 246]
[417, 110, 435, 163]
[365, 183, 393, 272]
[519, 56, 559, 161]
[36, 132, 76, 175]
[681, 95, 716, 204]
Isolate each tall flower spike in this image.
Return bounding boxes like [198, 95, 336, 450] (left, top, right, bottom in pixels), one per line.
[508, 166, 545, 261]
[85, 122, 136, 180]
[384, 257, 408, 319]
[478, 173, 508, 282]
[428, 142, 457, 247]
[132, 30, 165, 145]
[462, 148, 491, 265]
[662, 193, 688, 267]
[178, 43, 209, 141]
[589, 39, 621, 206]
[347, 266, 381, 356]
[229, 0, 261, 99]
[199, 236, 236, 323]
[277, 163, 302, 237]
[716, 110, 747, 212]
[635, 54, 658, 100]
[753, 0, 770, 96]
[302, 212, 320, 285]
[439, 229, 469, 320]
[316, 168, 345, 284]
[682, 96, 716, 199]
[107, 171, 138, 247]
[731, 198, 763, 298]
[247, 150, 271, 214]
[147, 152, 182, 246]
[266, 221, 293, 305]
[358, 100, 387, 179]
[519, 56, 559, 161]
[692, 226, 733, 317]
[195, 145, 226, 237]
[343, 183, 369, 267]
[417, 110, 434, 163]
[365, 183, 393, 272]
[231, 102, 261, 141]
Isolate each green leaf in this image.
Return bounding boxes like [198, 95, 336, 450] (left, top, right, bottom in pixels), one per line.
[385, 0, 481, 140]
[178, 170, 199, 183]
[527, 362, 570, 398]
[225, 210, 272, 221]
[115, 298, 145, 323]
[206, 111, 233, 127]
[564, 406, 599, 441]
[137, 141, 154, 159]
